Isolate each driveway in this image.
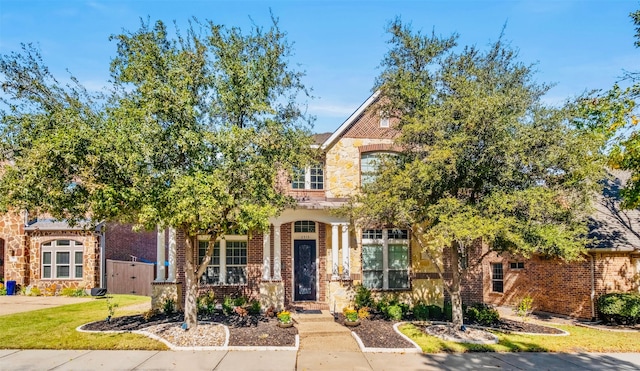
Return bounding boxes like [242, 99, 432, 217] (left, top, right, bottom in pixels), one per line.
[0, 295, 92, 316]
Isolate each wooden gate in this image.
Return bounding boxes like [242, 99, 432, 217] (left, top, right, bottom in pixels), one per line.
[106, 259, 154, 296]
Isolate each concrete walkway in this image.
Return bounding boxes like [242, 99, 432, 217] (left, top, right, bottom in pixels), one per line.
[0, 349, 639, 370]
[0, 295, 92, 316]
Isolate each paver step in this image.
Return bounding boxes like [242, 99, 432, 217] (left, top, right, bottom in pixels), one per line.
[298, 334, 360, 352]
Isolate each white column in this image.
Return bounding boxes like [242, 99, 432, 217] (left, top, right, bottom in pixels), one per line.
[219, 240, 227, 284]
[273, 224, 282, 280]
[331, 223, 339, 279]
[341, 224, 350, 279]
[167, 227, 177, 282]
[155, 226, 166, 281]
[262, 230, 271, 281]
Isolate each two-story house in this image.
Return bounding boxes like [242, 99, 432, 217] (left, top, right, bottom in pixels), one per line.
[151, 91, 444, 311]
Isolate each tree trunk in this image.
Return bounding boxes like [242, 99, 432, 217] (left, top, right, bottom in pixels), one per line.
[450, 245, 464, 329]
[184, 234, 198, 329]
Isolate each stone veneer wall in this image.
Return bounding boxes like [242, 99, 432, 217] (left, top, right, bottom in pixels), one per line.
[324, 138, 394, 198]
[0, 212, 27, 284]
[27, 231, 100, 292]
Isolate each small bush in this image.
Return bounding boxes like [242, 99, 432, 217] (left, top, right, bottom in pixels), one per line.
[247, 300, 261, 315]
[0, 284, 6, 296]
[597, 292, 640, 325]
[386, 304, 403, 321]
[343, 307, 358, 322]
[162, 298, 176, 315]
[353, 284, 373, 309]
[29, 287, 42, 296]
[197, 291, 216, 314]
[427, 305, 443, 320]
[412, 303, 430, 321]
[357, 307, 370, 320]
[233, 296, 247, 307]
[60, 288, 88, 297]
[465, 303, 500, 326]
[142, 308, 160, 321]
[222, 296, 234, 315]
[277, 310, 291, 323]
[515, 295, 534, 321]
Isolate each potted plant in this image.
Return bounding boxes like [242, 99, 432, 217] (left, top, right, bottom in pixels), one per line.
[277, 310, 293, 328]
[343, 307, 360, 327]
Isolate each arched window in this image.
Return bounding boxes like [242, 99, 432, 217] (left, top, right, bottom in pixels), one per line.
[41, 240, 84, 279]
[360, 152, 397, 186]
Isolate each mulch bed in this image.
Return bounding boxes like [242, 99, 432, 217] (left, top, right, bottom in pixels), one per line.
[80, 312, 297, 347]
[80, 311, 569, 349]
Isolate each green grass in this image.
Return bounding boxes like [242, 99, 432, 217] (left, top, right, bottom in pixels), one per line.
[0, 295, 167, 350]
[399, 323, 640, 353]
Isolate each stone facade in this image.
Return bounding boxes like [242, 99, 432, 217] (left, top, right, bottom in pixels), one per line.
[0, 212, 27, 284]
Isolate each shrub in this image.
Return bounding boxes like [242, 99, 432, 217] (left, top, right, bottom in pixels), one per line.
[443, 302, 453, 321]
[515, 295, 534, 322]
[357, 307, 370, 320]
[386, 304, 403, 321]
[597, 292, 640, 325]
[412, 303, 430, 321]
[465, 303, 500, 326]
[353, 284, 373, 309]
[247, 300, 261, 315]
[197, 291, 216, 314]
[142, 308, 160, 321]
[162, 298, 176, 314]
[427, 305, 443, 320]
[222, 296, 234, 315]
[61, 287, 87, 297]
[29, 287, 42, 296]
[343, 307, 358, 322]
[0, 283, 5, 296]
[233, 296, 247, 307]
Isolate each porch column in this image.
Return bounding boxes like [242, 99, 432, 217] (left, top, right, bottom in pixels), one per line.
[155, 226, 166, 282]
[273, 224, 282, 280]
[341, 224, 350, 278]
[262, 230, 271, 281]
[167, 227, 177, 282]
[331, 223, 339, 279]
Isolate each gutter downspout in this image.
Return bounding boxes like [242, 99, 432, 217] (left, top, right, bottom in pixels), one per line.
[590, 253, 596, 321]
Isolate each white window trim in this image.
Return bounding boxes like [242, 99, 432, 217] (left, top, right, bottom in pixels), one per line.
[491, 263, 504, 293]
[41, 240, 84, 280]
[292, 164, 324, 190]
[379, 116, 390, 128]
[198, 234, 248, 285]
[362, 228, 409, 290]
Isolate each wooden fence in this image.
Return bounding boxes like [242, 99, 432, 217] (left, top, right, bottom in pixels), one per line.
[106, 259, 154, 296]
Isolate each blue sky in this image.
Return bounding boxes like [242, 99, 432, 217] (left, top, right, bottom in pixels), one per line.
[1, 0, 638, 133]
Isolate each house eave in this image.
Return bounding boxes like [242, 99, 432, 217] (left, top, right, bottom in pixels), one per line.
[320, 90, 381, 150]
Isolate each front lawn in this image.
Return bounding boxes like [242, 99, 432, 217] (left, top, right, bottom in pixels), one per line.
[0, 295, 166, 350]
[399, 323, 640, 353]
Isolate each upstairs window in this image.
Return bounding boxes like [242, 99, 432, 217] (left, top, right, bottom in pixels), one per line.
[361, 152, 397, 186]
[292, 163, 324, 190]
[41, 240, 84, 280]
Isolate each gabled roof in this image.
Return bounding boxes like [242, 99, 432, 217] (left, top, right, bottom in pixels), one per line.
[320, 90, 381, 150]
[588, 169, 640, 251]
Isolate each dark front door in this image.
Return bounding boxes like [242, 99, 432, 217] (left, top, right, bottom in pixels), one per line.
[294, 240, 317, 301]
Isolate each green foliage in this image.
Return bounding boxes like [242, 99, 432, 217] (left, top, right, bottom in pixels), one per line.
[222, 296, 234, 316]
[0, 284, 6, 296]
[412, 303, 430, 321]
[162, 298, 176, 315]
[465, 303, 500, 326]
[60, 288, 88, 297]
[386, 304, 403, 321]
[515, 295, 534, 321]
[346, 19, 608, 327]
[106, 297, 119, 321]
[277, 310, 291, 324]
[597, 292, 640, 325]
[0, 16, 314, 329]
[247, 300, 261, 315]
[427, 305, 443, 320]
[233, 296, 247, 307]
[29, 287, 42, 296]
[353, 284, 373, 309]
[197, 291, 217, 314]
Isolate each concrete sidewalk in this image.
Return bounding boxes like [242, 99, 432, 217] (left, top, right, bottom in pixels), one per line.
[0, 349, 638, 370]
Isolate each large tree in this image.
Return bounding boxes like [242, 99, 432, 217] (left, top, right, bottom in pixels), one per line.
[0, 17, 313, 328]
[348, 20, 609, 328]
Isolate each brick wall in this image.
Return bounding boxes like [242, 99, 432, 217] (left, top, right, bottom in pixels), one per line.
[104, 222, 156, 262]
[318, 223, 326, 302]
[442, 240, 485, 305]
[281, 223, 293, 306]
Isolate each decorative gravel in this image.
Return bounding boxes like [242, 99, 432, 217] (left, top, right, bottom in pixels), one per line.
[141, 322, 226, 347]
[424, 324, 498, 344]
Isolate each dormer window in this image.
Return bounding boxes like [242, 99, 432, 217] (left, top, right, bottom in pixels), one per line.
[379, 116, 390, 128]
[292, 163, 324, 190]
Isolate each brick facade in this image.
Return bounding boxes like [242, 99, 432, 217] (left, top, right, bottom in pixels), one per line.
[104, 223, 156, 262]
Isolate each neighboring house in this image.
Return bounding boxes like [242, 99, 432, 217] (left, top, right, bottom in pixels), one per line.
[455, 170, 640, 320]
[0, 211, 104, 292]
[152, 91, 444, 311]
[0, 211, 157, 293]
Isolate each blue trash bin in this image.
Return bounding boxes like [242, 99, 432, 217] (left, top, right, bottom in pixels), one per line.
[6, 280, 16, 295]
